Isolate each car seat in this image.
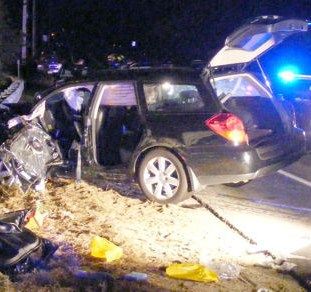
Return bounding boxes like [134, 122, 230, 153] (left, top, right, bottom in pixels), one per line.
[98, 106, 127, 166]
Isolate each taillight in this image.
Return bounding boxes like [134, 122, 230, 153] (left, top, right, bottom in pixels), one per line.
[205, 113, 249, 145]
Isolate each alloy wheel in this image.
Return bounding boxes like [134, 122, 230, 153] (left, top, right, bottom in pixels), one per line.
[143, 156, 180, 200]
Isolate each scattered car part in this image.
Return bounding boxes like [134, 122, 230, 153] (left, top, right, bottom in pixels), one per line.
[0, 77, 24, 105]
[90, 235, 123, 262]
[122, 272, 148, 282]
[0, 209, 58, 278]
[166, 263, 219, 283]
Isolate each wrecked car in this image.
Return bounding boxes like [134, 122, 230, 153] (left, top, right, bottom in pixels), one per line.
[0, 68, 306, 203]
[204, 15, 310, 162]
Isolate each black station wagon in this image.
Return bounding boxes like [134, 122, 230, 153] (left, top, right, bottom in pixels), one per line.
[0, 68, 306, 203]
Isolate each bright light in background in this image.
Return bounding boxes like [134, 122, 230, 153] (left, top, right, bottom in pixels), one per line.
[131, 40, 137, 47]
[162, 82, 174, 95]
[278, 66, 311, 84]
[278, 70, 295, 82]
[278, 66, 299, 83]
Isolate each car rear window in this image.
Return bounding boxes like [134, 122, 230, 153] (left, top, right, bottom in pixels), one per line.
[143, 82, 218, 113]
[212, 74, 271, 101]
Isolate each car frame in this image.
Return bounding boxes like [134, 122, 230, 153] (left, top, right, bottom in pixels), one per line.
[0, 67, 306, 203]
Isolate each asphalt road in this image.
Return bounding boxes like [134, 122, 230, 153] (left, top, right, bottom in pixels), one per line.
[197, 154, 311, 287]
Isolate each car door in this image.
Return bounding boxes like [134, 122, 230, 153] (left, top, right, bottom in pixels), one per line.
[85, 81, 141, 166]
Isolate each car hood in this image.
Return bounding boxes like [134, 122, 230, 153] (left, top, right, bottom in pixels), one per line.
[210, 15, 309, 67]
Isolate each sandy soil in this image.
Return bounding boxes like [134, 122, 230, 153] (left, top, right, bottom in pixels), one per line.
[0, 173, 305, 291]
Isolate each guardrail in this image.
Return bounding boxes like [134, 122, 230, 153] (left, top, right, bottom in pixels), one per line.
[0, 76, 24, 104]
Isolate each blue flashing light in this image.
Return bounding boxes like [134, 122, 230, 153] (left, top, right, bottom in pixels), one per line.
[278, 66, 299, 83]
[278, 70, 295, 82]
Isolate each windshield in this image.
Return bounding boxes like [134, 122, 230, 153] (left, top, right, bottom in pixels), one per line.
[44, 84, 94, 112]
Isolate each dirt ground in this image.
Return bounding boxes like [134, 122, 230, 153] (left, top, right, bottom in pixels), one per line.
[0, 172, 306, 291]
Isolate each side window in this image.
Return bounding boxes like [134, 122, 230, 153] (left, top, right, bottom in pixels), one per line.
[99, 83, 137, 106]
[46, 84, 94, 112]
[143, 82, 205, 112]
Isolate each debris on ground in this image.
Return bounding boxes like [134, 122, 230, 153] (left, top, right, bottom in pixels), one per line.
[73, 269, 114, 288]
[122, 272, 148, 282]
[25, 208, 48, 230]
[166, 263, 219, 283]
[0, 209, 58, 279]
[199, 249, 242, 280]
[90, 235, 123, 262]
[0, 178, 306, 291]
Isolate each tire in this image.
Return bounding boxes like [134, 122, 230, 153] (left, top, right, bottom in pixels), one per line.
[224, 180, 251, 187]
[138, 149, 188, 204]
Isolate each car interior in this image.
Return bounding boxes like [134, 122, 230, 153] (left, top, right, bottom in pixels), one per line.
[94, 83, 143, 167]
[41, 84, 94, 159]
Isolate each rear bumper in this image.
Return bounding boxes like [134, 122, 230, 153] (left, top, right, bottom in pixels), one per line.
[193, 149, 303, 186]
[186, 128, 306, 188]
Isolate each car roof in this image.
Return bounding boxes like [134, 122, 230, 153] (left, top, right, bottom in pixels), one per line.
[37, 67, 206, 99]
[86, 67, 203, 83]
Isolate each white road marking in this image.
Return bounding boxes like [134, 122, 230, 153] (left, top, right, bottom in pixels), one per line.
[253, 200, 311, 213]
[278, 170, 311, 188]
[287, 254, 311, 261]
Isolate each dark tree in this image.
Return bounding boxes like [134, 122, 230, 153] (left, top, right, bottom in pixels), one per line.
[0, 0, 20, 71]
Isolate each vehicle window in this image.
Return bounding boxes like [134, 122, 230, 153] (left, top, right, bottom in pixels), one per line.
[100, 83, 137, 106]
[231, 32, 272, 51]
[45, 84, 94, 112]
[143, 83, 207, 112]
[212, 74, 270, 101]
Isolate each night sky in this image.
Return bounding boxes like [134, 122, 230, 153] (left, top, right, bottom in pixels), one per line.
[6, 0, 311, 65]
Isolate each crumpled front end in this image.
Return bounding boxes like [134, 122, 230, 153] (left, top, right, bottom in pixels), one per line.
[0, 124, 62, 189]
